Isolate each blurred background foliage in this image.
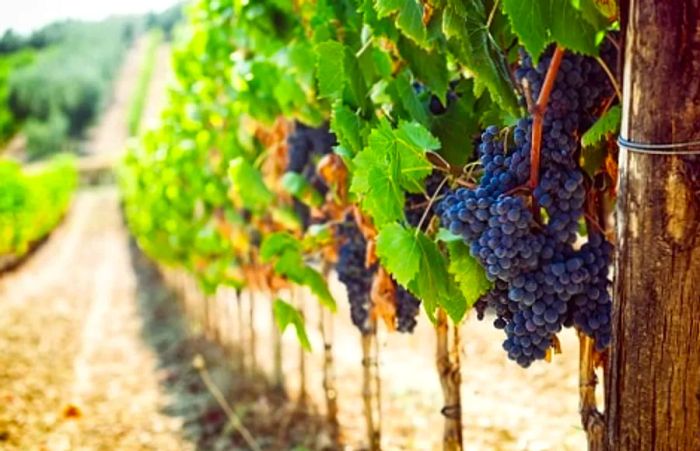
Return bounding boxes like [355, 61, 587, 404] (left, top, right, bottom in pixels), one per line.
[0, 3, 183, 160]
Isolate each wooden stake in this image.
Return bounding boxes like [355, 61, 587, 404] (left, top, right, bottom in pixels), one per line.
[436, 308, 463, 451]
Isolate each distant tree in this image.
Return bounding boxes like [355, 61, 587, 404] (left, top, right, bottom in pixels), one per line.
[0, 30, 23, 54]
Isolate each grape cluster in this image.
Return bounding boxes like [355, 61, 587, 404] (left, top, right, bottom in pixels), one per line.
[412, 80, 461, 116]
[286, 122, 336, 229]
[336, 219, 375, 334]
[438, 47, 615, 367]
[395, 283, 421, 333]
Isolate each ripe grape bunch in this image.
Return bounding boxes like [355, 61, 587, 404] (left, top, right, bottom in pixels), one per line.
[437, 46, 616, 367]
[286, 122, 336, 228]
[336, 219, 376, 334]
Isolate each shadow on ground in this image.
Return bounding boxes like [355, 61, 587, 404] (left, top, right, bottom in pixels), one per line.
[129, 241, 337, 451]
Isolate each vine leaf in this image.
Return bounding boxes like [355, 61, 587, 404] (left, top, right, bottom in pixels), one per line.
[388, 70, 429, 126]
[351, 119, 437, 226]
[410, 231, 466, 323]
[442, 0, 521, 117]
[375, 223, 421, 287]
[331, 102, 365, 156]
[228, 157, 274, 211]
[273, 299, 312, 351]
[299, 268, 336, 310]
[501, 0, 604, 62]
[260, 232, 301, 260]
[375, 224, 467, 323]
[281, 172, 324, 207]
[316, 41, 346, 100]
[430, 79, 480, 167]
[375, 0, 429, 48]
[445, 240, 492, 309]
[261, 232, 336, 310]
[397, 36, 449, 103]
[270, 206, 303, 232]
[582, 105, 621, 148]
[351, 151, 405, 225]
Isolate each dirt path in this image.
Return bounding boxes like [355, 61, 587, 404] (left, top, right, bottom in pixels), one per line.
[0, 29, 194, 450]
[0, 188, 193, 451]
[84, 37, 146, 158]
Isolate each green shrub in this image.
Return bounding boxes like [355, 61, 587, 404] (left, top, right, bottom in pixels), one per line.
[24, 114, 70, 160]
[0, 154, 77, 257]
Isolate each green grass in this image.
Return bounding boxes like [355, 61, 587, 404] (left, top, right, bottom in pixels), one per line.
[127, 31, 162, 137]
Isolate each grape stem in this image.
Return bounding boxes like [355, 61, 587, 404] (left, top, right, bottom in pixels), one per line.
[485, 0, 500, 29]
[415, 175, 450, 236]
[529, 46, 565, 191]
[595, 56, 622, 101]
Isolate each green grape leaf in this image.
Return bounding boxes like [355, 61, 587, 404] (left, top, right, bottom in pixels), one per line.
[389, 70, 429, 126]
[316, 40, 346, 100]
[409, 231, 467, 323]
[260, 232, 302, 261]
[578, 0, 612, 31]
[273, 299, 312, 351]
[375, 223, 422, 287]
[351, 149, 405, 225]
[331, 102, 365, 155]
[351, 119, 437, 225]
[373, 224, 466, 322]
[271, 206, 303, 232]
[582, 105, 620, 148]
[446, 240, 492, 309]
[281, 172, 324, 207]
[375, 0, 429, 48]
[397, 36, 449, 103]
[430, 80, 480, 167]
[262, 233, 335, 310]
[301, 267, 336, 311]
[442, 0, 521, 117]
[435, 228, 462, 243]
[343, 46, 371, 111]
[501, 0, 602, 62]
[274, 249, 307, 282]
[228, 157, 274, 211]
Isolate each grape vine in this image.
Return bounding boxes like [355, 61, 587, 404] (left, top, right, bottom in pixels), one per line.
[119, 0, 623, 448]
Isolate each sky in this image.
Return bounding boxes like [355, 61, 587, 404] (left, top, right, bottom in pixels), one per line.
[0, 0, 181, 34]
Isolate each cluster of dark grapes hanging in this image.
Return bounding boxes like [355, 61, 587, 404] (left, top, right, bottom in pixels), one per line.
[285, 122, 335, 229]
[335, 219, 376, 334]
[437, 46, 616, 367]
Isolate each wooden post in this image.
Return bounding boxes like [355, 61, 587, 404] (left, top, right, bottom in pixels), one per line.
[248, 290, 257, 373]
[608, 1, 700, 449]
[361, 317, 381, 451]
[271, 290, 284, 390]
[236, 289, 247, 372]
[435, 308, 463, 451]
[320, 296, 339, 435]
